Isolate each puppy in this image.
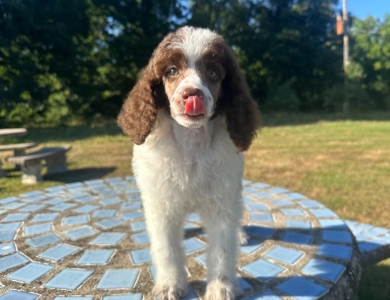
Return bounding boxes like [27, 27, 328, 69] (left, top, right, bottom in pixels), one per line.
[118, 26, 261, 300]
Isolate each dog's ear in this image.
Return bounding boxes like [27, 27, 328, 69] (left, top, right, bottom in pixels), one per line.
[219, 45, 262, 152]
[117, 60, 167, 145]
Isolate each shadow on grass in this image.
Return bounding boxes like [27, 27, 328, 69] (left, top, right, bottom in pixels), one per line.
[359, 262, 390, 300]
[44, 167, 116, 183]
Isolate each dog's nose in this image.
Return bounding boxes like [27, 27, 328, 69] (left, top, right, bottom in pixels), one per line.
[181, 87, 204, 100]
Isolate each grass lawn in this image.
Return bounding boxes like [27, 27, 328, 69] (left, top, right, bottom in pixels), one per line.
[1, 112, 390, 299]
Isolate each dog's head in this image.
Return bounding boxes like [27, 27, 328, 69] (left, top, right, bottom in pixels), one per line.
[118, 26, 261, 152]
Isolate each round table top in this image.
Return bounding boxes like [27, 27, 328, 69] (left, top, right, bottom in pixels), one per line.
[0, 128, 27, 139]
[0, 177, 363, 299]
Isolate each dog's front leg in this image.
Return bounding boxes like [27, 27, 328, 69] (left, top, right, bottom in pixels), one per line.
[202, 207, 241, 300]
[144, 205, 188, 300]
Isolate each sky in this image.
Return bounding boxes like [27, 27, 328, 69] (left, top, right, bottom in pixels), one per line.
[336, 0, 390, 20]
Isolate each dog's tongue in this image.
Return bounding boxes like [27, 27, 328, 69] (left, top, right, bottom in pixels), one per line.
[184, 96, 204, 116]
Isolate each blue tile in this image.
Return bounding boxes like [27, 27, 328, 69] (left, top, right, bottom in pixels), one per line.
[286, 219, 311, 229]
[20, 190, 44, 197]
[181, 285, 199, 300]
[95, 218, 123, 230]
[63, 225, 98, 240]
[0, 222, 22, 232]
[93, 209, 117, 218]
[130, 248, 151, 264]
[245, 290, 282, 299]
[318, 219, 347, 229]
[38, 243, 80, 261]
[97, 269, 140, 289]
[133, 232, 150, 245]
[238, 277, 251, 290]
[99, 191, 120, 198]
[187, 213, 201, 222]
[121, 202, 142, 211]
[0, 242, 15, 255]
[0, 210, 7, 215]
[85, 179, 104, 185]
[149, 265, 157, 281]
[54, 297, 93, 300]
[0, 290, 39, 300]
[285, 193, 307, 200]
[103, 294, 143, 300]
[240, 239, 263, 254]
[250, 213, 274, 223]
[302, 258, 345, 282]
[31, 213, 59, 223]
[68, 192, 90, 199]
[310, 208, 338, 218]
[245, 225, 275, 238]
[62, 215, 89, 226]
[241, 259, 285, 281]
[282, 232, 312, 245]
[127, 194, 141, 202]
[298, 200, 323, 208]
[367, 227, 389, 236]
[3, 202, 25, 209]
[26, 233, 61, 248]
[7, 262, 54, 283]
[265, 246, 303, 264]
[0, 196, 18, 204]
[0, 253, 29, 272]
[76, 249, 115, 265]
[0, 231, 16, 242]
[252, 192, 275, 199]
[1, 213, 30, 222]
[130, 221, 147, 232]
[183, 238, 205, 254]
[251, 182, 269, 189]
[120, 211, 144, 221]
[195, 253, 207, 266]
[322, 230, 352, 244]
[269, 187, 290, 194]
[45, 185, 66, 192]
[245, 203, 269, 211]
[101, 197, 121, 206]
[105, 177, 123, 182]
[184, 222, 200, 231]
[74, 196, 98, 204]
[45, 198, 67, 205]
[276, 276, 328, 299]
[50, 203, 76, 211]
[20, 204, 46, 212]
[281, 208, 306, 217]
[22, 195, 47, 202]
[242, 196, 256, 203]
[90, 233, 126, 245]
[74, 205, 99, 213]
[44, 268, 93, 290]
[24, 223, 52, 236]
[242, 179, 252, 186]
[358, 240, 386, 252]
[270, 199, 294, 207]
[317, 243, 352, 260]
[66, 182, 85, 189]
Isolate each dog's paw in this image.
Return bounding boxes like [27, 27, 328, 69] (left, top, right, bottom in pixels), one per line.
[205, 278, 239, 300]
[238, 226, 249, 245]
[154, 283, 189, 300]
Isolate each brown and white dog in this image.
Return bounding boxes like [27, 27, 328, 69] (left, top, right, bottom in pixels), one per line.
[118, 26, 261, 300]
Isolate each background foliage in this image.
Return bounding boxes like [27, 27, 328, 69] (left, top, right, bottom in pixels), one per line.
[0, 0, 389, 126]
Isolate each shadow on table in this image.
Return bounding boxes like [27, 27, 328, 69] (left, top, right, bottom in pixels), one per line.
[44, 166, 116, 183]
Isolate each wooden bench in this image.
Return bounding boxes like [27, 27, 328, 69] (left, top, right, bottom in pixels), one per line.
[7, 145, 72, 184]
[0, 142, 37, 155]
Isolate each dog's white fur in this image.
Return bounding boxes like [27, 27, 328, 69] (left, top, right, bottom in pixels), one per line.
[119, 26, 260, 300]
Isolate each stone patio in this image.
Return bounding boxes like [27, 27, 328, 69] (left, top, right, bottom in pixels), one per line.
[0, 177, 389, 299]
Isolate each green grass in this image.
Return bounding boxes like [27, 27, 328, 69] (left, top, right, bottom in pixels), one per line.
[1, 112, 390, 299]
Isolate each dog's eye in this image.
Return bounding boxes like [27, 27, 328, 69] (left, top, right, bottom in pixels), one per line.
[207, 69, 218, 79]
[168, 68, 179, 77]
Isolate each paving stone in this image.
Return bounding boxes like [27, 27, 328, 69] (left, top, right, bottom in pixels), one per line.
[7, 262, 55, 283]
[97, 269, 140, 289]
[45, 269, 93, 290]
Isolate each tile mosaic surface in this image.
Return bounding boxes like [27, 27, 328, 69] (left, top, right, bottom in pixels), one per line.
[0, 177, 384, 299]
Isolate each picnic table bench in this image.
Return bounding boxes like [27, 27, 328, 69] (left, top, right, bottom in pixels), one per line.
[0, 142, 37, 155]
[7, 145, 72, 184]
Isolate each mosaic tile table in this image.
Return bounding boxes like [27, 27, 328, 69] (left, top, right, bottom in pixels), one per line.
[0, 177, 390, 300]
